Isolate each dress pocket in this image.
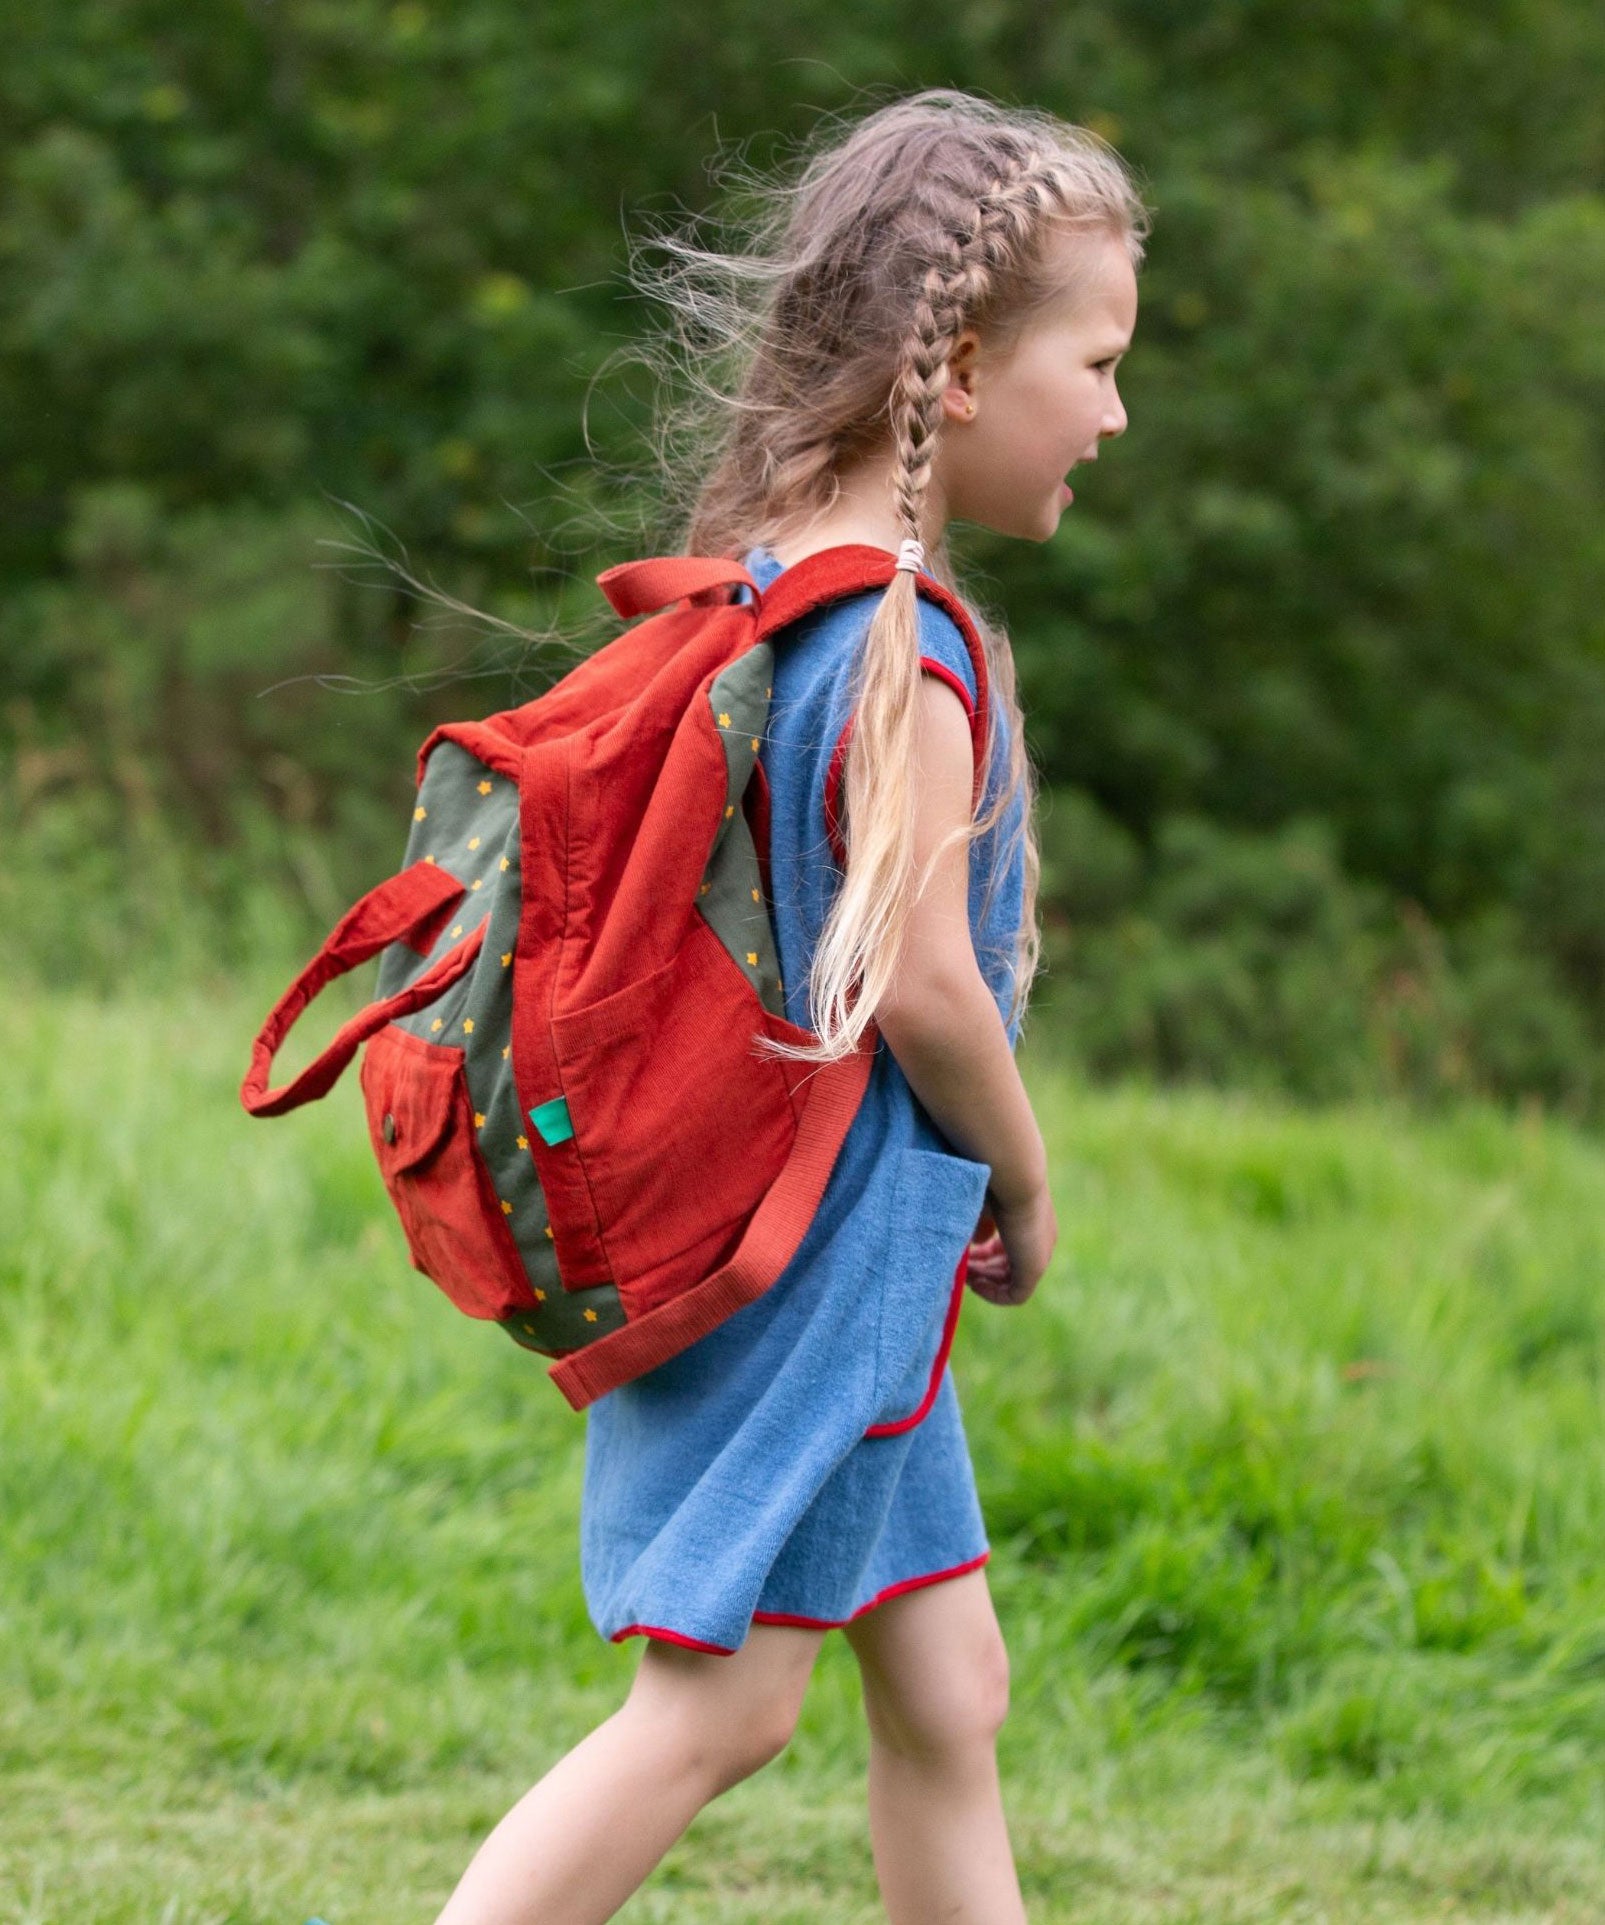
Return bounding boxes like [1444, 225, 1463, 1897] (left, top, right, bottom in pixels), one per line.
[359, 1023, 535, 1320]
[866, 1143, 992, 1434]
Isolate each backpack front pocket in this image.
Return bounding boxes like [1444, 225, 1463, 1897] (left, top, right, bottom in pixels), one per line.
[359, 1024, 535, 1320]
[547, 916, 803, 1313]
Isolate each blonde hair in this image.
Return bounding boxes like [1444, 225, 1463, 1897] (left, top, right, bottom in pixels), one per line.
[624, 87, 1150, 1058]
[368, 90, 1149, 1057]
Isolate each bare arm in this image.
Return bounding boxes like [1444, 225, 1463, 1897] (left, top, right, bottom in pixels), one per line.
[871, 677, 1056, 1300]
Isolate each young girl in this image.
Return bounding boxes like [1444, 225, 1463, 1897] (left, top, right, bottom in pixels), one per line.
[433, 86, 1145, 1925]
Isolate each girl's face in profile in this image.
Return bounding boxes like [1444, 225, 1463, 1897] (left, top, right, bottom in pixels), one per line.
[939, 228, 1138, 544]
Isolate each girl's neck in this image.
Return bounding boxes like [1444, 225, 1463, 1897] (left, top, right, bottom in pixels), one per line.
[763, 459, 950, 570]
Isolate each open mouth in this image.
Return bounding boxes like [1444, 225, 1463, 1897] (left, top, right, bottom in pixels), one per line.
[1060, 452, 1097, 503]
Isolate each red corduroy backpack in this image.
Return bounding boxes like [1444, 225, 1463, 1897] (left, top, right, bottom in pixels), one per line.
[240, 545, 991, 1408]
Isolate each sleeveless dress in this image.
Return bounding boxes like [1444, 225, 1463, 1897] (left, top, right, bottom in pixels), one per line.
[578, 543, 1028, 1653]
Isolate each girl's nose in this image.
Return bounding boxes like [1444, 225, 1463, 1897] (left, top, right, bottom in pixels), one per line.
[1103, 389, 1128, 439]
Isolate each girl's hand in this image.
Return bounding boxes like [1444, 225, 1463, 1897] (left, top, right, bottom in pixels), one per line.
[964, 1185, 1056, 1306]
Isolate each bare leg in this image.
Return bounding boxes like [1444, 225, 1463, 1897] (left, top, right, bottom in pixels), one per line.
[842, 1568, 1027, 1925]
[432, 1621, 825, 1925]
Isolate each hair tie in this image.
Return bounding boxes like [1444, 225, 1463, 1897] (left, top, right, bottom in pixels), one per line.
[893, 537, 925, 575]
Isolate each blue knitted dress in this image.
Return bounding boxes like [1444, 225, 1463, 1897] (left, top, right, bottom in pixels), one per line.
[578, 543, 1028, 1653]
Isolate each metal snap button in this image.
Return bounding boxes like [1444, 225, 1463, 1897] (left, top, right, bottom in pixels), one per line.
[382, 1112, 397, 1144]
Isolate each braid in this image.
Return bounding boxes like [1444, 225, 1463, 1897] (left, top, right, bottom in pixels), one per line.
[884, 251, 979, 540]
[639, 90, 1150, 1058]
[885, 148, 1077, 546]
[792, 151, 1073, 1056]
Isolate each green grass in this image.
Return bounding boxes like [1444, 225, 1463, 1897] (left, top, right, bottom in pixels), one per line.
[3, 972, 1605, 1922]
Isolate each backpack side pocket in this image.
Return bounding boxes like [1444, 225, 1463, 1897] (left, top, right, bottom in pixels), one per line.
[360, 1024, 536, 1321]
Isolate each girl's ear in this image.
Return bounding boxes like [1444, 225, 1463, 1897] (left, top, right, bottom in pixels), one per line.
[944, 327, 983, 421]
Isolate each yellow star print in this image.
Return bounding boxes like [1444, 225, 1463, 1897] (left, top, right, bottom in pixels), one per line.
[543, 1225, 554, 1239]
[516, 1134, 528, 1151]
[473, 1112, 486, 1128]
[583, 1308, 599, 1322]
[467, 836, 481, 851]
[451, 924, 463, 939]
[746, 951, 758, 966]
[463, 1018, 474, 1034]
[500, 1199, 513, 1215]
[414, 806, 427, 821]
[501, 951, 512, 967]
[477, 779, 493, 795]
[430, 1018, 443, 1032]
[534, 1288, 546, 1302]
[717, 711, 731, 727]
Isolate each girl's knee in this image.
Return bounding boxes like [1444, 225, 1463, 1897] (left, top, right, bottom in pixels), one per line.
[661, 1683, 801, 1795]
[704, 1693, 802, 1791]
[970, 1622, 1012, 1740]
[868, 1617, 1011, 1763]
[626, 1634, 814, 1792]
[940, 1619, 1012, 1750]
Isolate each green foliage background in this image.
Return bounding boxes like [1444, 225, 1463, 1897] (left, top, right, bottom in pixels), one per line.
[2, 2, 1603, 1109]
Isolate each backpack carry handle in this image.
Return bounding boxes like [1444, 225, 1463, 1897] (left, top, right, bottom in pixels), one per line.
[595, 556, 758, 620]
[241, 861, 482, 1119]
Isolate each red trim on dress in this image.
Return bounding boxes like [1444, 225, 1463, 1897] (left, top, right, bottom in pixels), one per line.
[750, 1549, 991, 1631]
[863, 1244, 969, 1438]
[608, 1622, 737, 1655]
[917, 657, 977, 721]
[822, 715, 854, 871]
[823, 656, 982, 869]
[607, 1550, 992, 1652]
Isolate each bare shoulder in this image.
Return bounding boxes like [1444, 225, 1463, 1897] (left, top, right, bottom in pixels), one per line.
[906, 673, 976, 885]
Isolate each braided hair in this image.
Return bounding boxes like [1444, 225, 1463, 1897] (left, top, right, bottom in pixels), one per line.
[634, 88, 1149, 1056]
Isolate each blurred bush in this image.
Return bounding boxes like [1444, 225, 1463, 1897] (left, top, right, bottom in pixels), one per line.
[1033, 789, 1599, 1117]
[2, 3, 1604, 1111]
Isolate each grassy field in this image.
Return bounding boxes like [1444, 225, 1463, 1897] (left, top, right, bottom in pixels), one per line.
[3, 972, 1605, 1923]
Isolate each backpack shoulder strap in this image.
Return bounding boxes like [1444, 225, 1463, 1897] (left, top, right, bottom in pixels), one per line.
[591, 545, 988, 723]
[754, 545, 992, 834]
[587, 544, 991, 807]
[751, 543, 990, 733]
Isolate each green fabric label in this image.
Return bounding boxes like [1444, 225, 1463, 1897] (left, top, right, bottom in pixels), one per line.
[529, 1096, 575, 1146]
